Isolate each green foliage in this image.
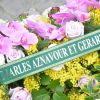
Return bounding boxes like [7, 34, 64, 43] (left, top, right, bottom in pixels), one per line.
[47, 80, 65, 93]
[37, 39, 49, 50]
[81, 79, 100, 99]
[32, 89, 50, 100]
[84, 20, 100, 34]
[32, 78, 67, 100]
[85, 96, 94, 100]
[18, 13, 28, 21]
[53, 92, 69, 100]
[94, 64, 100, 72]
[40, 74, 51, 85]
[94, 74, 100, 82]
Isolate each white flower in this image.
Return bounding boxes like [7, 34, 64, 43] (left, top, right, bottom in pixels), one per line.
[48, 44, 57, 48]
[52, 64, 64, 71]
[6, 48, 25, 62]
[42, 7, 52, 18]
[65, 21, 84, 38]
[0, 54, 5, 66]
[48, 44, 64, 71]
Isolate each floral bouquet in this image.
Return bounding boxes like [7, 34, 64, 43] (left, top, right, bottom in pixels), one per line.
[0, 0, 100, 100]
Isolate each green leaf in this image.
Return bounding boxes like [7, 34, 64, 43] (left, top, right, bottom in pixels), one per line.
[81, 80, 94, 94]
[47, 80, 64, 93]
[81, 85, 90, 94]
[87, 80, 94, 94]
[37, 40, 49, 50]
[32, 89, 50, 100]
[85, 96, 94, 100]
[94, 64, 100, 71]
[53, 92, 69, 100]
[18, 13, 27, 21]
[94, 74, 100, 82]
[84, 20, 100, 34]
[40, 73, 51, 85]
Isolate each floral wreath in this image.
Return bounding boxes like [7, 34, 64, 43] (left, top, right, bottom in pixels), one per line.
[0, 0, 100, 100]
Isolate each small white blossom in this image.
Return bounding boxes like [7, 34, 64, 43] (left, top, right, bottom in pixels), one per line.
[0, 54, 5, 66]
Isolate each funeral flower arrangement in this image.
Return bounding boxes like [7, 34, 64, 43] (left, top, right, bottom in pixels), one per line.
[0, 0, 100, 100]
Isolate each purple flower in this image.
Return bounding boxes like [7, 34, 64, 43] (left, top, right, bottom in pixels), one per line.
[71, 10, 90, 22]
[56, 26, 65, 40]
[86, 0, 100, 8]
[0, 34, 12, 55]
[52, 13, 75, 25]
[52, 0, 100, 24]
[78, 76, 98, 88]
[27, 20, 65, 40]
[9, 30, 38, 49]
[0, 21, 38, 49]
[67, 0, 89, 12]
[78, 76, 90, 87]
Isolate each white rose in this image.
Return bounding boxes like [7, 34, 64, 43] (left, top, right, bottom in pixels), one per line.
[65, 21, 84, 38]
[48, 44, 64, 71]
[6, 48, 25, 62]
[0, 54, 5, 66]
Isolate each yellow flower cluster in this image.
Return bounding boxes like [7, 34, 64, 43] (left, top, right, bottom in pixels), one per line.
[80, 51, 99, 67]
[37, 16, 50, 23]
[44, 68, 70, 86]
[68, 90, 87, 100]
[49, 38, 69, 45]
[65, 58, 90, 87]
[26, 44, 38, 55]
[45, 58, 90, 87]
[90, 9, 100, 25]
[23, 75, 40, 93]
[0, 86, 9, 100]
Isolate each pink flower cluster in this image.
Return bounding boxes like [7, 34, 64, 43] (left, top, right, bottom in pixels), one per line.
[52, 0, 100, 25]
[26, 0, 100, 40]
[0, 21, 38, 55]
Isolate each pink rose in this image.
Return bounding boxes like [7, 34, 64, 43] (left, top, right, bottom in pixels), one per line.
[6, 47, 25, 62]
[78, 76, 98, 88]
[78, 76, 89, 87]
[9, 87, 32, 100]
